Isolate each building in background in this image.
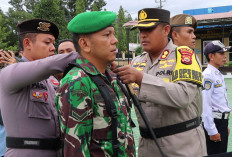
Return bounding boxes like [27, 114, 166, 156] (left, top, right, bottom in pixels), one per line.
[184, 5, 232, 69]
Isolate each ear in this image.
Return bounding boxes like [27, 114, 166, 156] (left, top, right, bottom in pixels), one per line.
[172, 31, 178, 40]
[163, 25, 171, 36]
[208, 53, 214, 61]
[23, 38, 32, 50]
[79, 37, 91, 53]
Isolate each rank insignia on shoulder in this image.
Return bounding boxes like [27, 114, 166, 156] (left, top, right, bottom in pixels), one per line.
[160, 50, 169, 59]
[177, 46, 194, 65]
[204, 79, 213, 90]
[33, 91, 42, 99]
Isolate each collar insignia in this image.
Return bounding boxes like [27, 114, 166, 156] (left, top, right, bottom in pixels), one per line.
[160, 50, 169, 59]
[37, 22, 51, 31]
[185, 16, 192, 25]
[139, 10, 147, 20]
[33, 91, 42, 99]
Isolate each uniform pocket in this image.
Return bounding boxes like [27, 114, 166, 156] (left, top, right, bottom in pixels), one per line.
[29, 89, 51, 119]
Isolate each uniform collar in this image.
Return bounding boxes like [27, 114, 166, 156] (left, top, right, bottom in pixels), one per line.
[75, 53, 116, 78]
[22, 56, 30, 62]
[208, 63, 221, 75]
[158, 39, 176, 60]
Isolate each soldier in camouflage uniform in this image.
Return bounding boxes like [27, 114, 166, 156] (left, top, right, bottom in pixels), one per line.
[55, 11, 136, 157]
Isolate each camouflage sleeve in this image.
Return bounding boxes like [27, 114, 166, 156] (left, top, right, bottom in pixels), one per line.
[56, 68, 93, 157]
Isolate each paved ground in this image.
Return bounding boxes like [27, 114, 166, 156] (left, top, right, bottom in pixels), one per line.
[131, 78, 232, 156]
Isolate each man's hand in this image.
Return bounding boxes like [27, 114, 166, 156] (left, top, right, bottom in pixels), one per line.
[0, 49, 17, 65]
[209, 133, 221, 142]
[113, 65, 143, 85]
[109, 61, 117, 71]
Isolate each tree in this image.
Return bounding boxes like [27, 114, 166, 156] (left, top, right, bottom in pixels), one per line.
[91, 2, 98, 11]
[33, 0, 71, 42]
[76, 0, 85, 15]
[116, 6, 127, 54]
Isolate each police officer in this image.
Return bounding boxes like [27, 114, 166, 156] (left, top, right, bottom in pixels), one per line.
[170, 14, 197, 49]
[0, 19, 77, 157]
[202, 40, 231, 155]
[114, 8, 207, 157]
[55, 11, 135, 157]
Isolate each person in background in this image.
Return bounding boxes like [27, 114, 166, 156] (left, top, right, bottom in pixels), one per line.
[57, 39, 75, 54]
[55, 39, 76, 81]
[202, 40, 231, 155]
[55, 11, 135, 157]
[170, 14, 197, 50]
[0, 19, 77, 157]
[114, 8, 207, 157]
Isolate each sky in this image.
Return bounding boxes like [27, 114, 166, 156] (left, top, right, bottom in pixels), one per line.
[1, 0, 232, 19]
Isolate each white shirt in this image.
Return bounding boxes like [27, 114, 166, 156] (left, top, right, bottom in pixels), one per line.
[202, 64, 231, 135]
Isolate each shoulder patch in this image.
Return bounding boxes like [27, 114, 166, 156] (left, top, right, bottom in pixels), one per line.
[204, 79, 213, 90]
[176, 46, 194, 65]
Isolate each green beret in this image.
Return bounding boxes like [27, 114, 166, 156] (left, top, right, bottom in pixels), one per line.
[68, 11, 117, 34]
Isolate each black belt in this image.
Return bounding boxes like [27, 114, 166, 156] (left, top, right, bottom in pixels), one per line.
[140, 117, 201, 139]
[6, 137, 62, 150]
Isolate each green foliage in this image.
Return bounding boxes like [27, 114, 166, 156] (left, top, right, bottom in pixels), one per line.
[33, 0, 71, 42]
[91, 2, 98, 11]
[116, 6, 127, 54]
[76, 0, 85, 15]
[135, 45, 143, 56]
[225, 61, 232, 67]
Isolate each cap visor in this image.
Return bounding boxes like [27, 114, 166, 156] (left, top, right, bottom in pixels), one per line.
[130, 22, 158, 31]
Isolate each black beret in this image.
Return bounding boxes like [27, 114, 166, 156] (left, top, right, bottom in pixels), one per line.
[17, 19, 59, 39]
[131, 8, 170, 30]
[170, 14, 197, 30]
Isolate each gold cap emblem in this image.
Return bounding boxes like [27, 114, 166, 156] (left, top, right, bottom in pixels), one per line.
[185, 16, 192, 25]
[139, 10, 147, 20]
[37, 22, 51, 31]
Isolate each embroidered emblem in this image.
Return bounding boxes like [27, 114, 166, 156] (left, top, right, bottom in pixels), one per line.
[215, 84, 222, 88]
[160, 50, 169, 59]
[178, 47, 194, 65]
[33, 91, 42, 99]
[72, 110, 88, 122]
[204, 79, 213, 90]
[185, 16, 192, 25]
[139, 10, 147, 20]
[37, 22, 51, 31]
[43, 92, 48, 101]
[50, 79, 59, 86]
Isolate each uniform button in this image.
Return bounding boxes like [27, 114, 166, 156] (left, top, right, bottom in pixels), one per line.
[143, 95, 147, 99]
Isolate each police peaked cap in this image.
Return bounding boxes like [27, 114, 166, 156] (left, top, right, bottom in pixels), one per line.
[131, 8, 170, 30]
[68, 11, 117, 34]
[170, 14, 197, 30]
[17, 19, 59, 39]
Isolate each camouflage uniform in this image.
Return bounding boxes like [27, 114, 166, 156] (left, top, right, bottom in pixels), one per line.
[55, 53, 135, 157]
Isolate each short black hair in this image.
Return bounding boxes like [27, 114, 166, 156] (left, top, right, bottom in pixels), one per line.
[58, 39, 73, 45]
[19, 33, 38, 51]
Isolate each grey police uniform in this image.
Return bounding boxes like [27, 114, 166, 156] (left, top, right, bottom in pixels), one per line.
[131, 39, 207, 157]
[0, 53, 77, 157]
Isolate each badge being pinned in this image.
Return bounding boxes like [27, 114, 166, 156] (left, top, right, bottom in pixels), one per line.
[177, 47, 194, 65]
[50, 79, 59, 86]
[33, 91, 42, 99]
